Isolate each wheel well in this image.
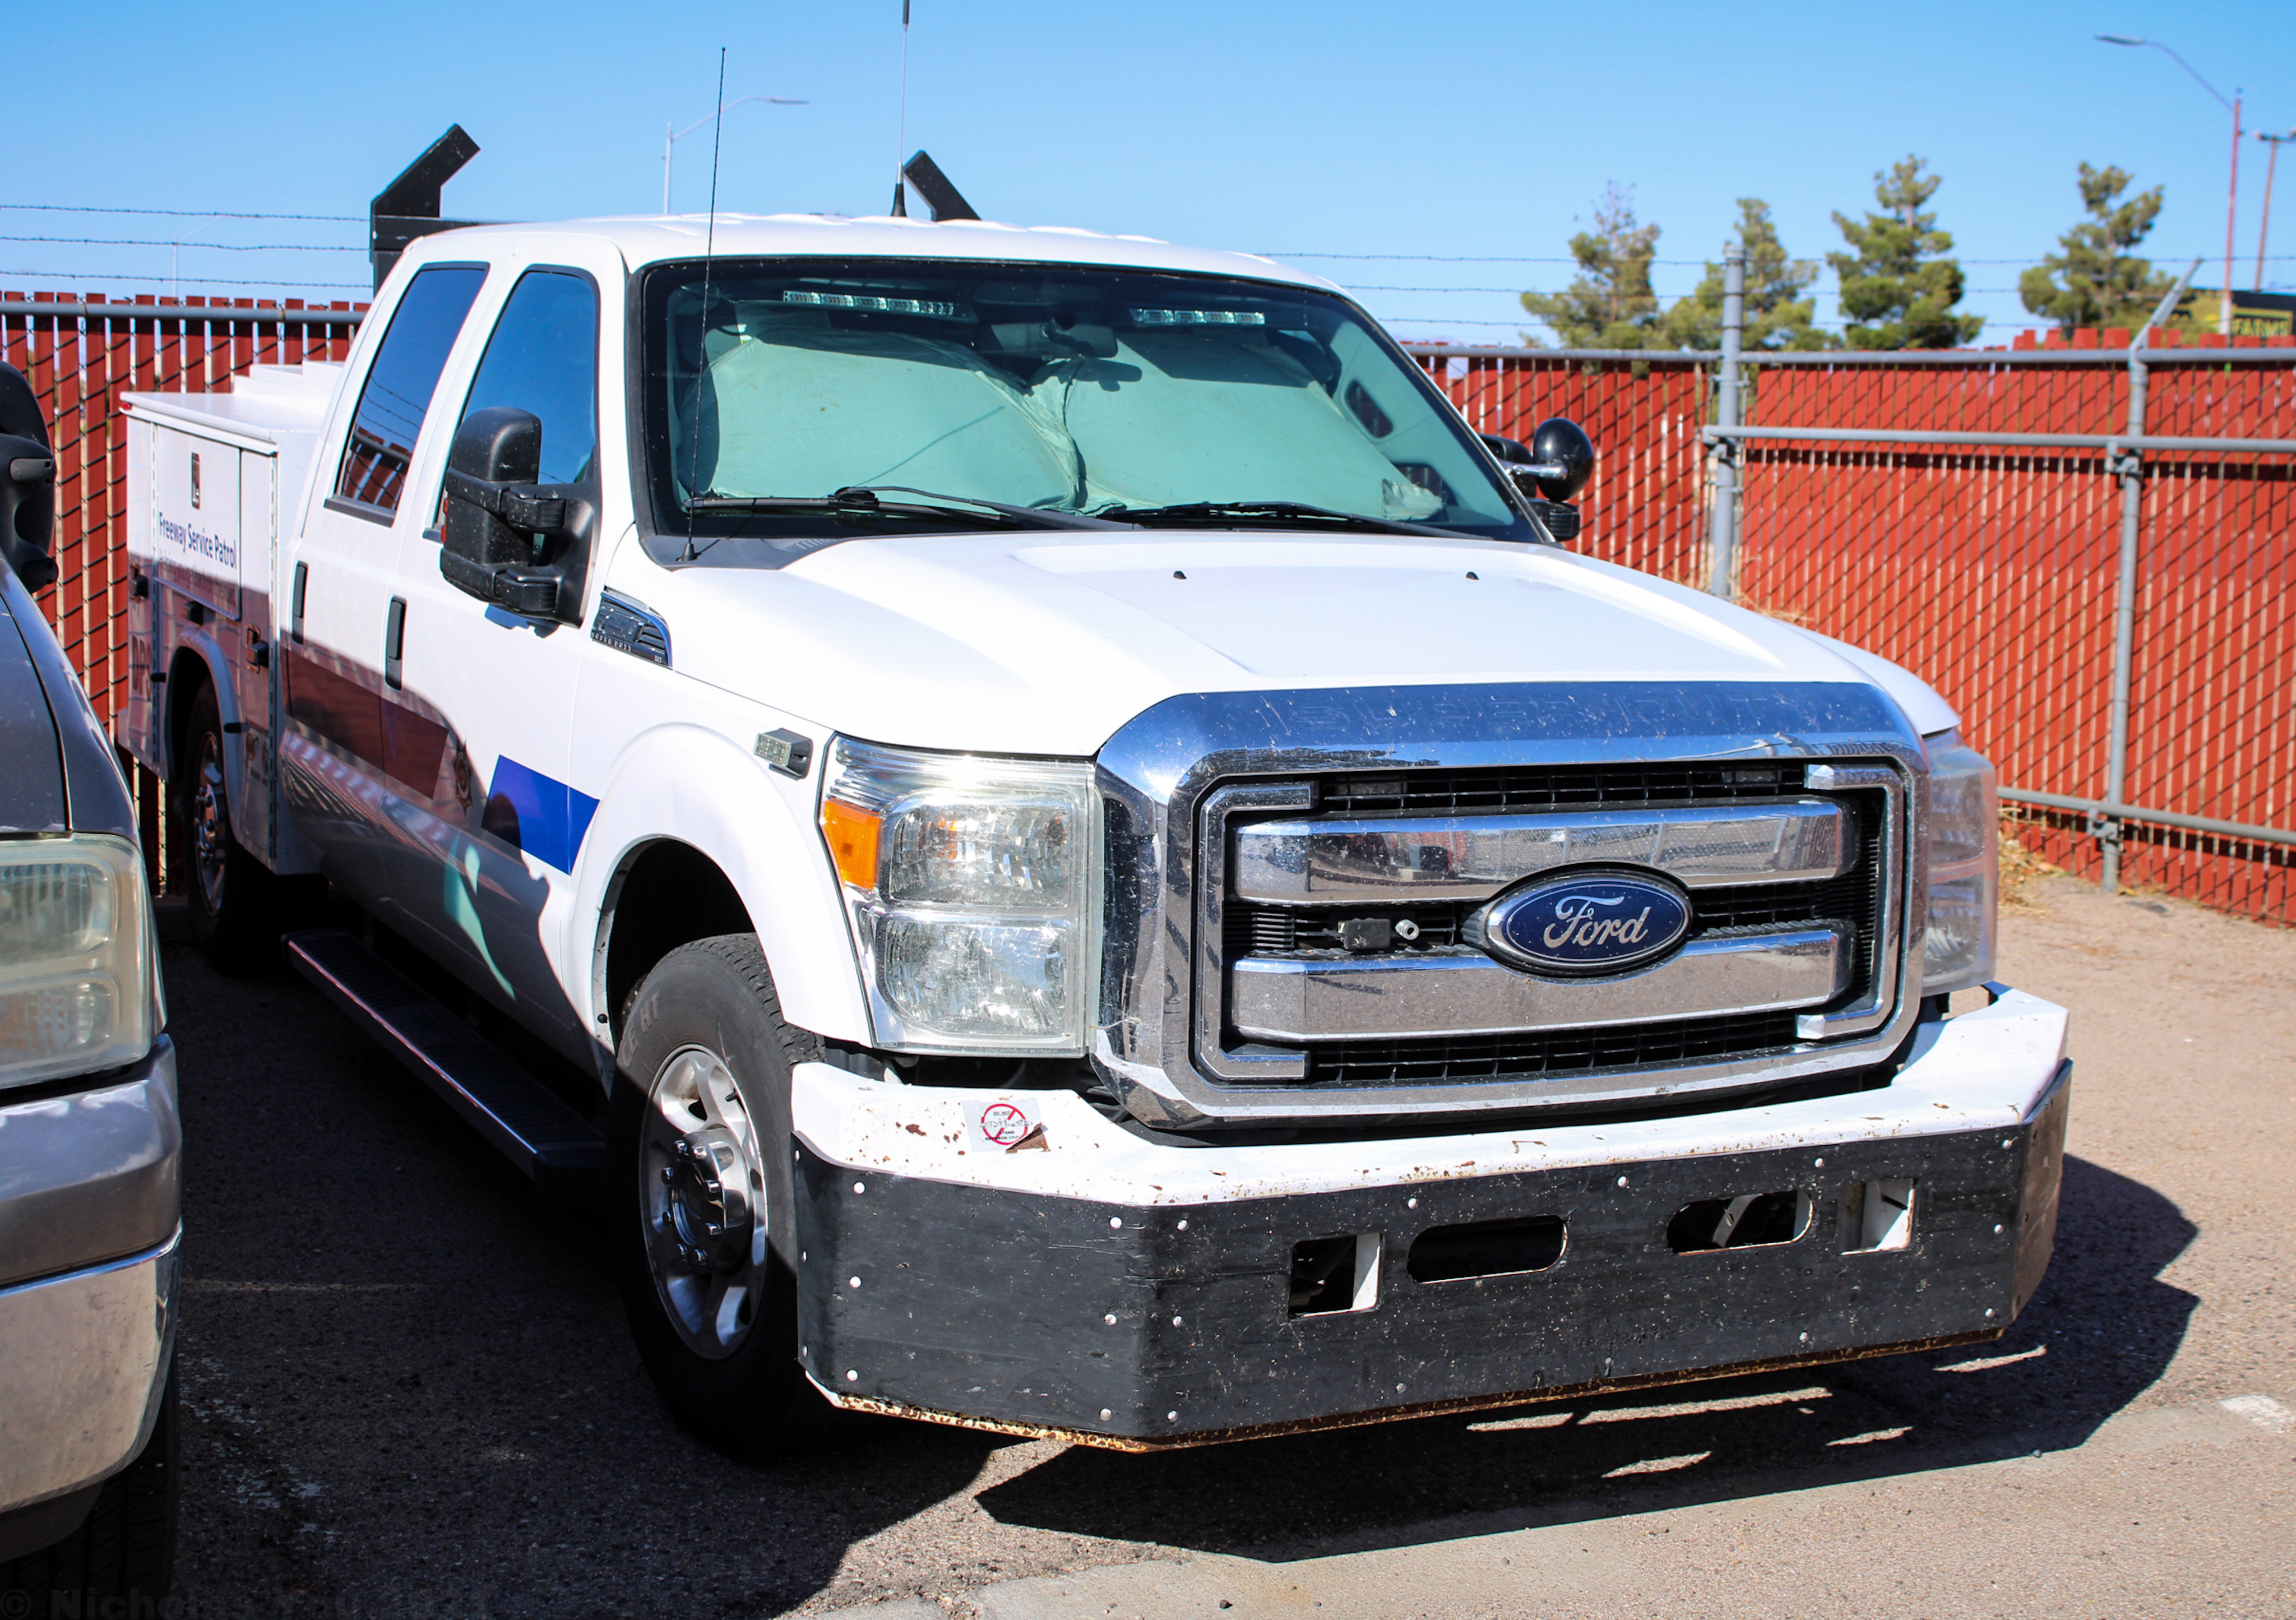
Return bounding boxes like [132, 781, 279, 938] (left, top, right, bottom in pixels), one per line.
[602, 841, 755, 1045]
[163, 649, 214, 789]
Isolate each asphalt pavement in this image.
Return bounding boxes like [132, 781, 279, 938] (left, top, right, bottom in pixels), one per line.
[161, 872, 2294, 1618]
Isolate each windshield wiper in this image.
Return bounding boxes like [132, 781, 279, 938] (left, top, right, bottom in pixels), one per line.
[683, 485, 1128, 531]
[1101, 499, 1471, 538]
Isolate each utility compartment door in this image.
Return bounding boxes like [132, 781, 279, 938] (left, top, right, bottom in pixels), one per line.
[149, 424, 243, 622]
[120, 413, 159, 766]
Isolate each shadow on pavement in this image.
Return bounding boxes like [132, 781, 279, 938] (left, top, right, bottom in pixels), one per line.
[162, 936, 998, 1619]
[974, 1155, 2198, 1561]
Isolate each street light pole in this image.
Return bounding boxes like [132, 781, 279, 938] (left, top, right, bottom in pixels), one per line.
[2260, 130, 2296, 290]
[2097, 35, 2243, 335]
[662, 94, 808, 215]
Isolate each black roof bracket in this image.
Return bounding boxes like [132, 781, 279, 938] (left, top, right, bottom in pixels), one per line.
[899, 150, 979, 223]
[371, 125, 485, 291]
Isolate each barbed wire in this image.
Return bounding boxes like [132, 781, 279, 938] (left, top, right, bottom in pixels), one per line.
[0, 203, 361, 222]
[0, 269, 372, 291]
[0, 234, 365, 253]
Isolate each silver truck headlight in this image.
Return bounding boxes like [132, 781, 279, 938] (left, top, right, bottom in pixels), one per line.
[1922, 730, 1998, 996]
[0, 834, 156, 1089]
[820, 739, 1097, 1054]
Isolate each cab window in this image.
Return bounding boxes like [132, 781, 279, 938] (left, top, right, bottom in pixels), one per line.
[333, 265, 487, 513]
[451, 270, 600, 487]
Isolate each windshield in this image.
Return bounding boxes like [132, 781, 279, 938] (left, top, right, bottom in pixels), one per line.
[638, 258, 1535, 552]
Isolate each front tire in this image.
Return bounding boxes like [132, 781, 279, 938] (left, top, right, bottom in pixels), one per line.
[173, 682, 277, 974]
[612, 934, 837, 1460]
[0, 1360, 178, 1609]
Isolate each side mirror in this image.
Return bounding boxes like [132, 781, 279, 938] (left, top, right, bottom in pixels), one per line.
[1526, 417, 1595, 501]
[0, 363, 56, 591]
[0, 434, 57, 592]
[439, 406, 574, 618]
[1486, 418, 1595, 544]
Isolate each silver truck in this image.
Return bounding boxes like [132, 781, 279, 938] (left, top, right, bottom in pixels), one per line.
[0, 362, 179, 1605]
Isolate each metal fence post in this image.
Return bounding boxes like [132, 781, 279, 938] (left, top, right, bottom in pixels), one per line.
[1706, 243, 1746, 598]
[2099, 263, 2198, 893]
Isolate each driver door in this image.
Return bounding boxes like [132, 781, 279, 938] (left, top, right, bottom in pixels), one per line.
[386, 254, 615, 1059]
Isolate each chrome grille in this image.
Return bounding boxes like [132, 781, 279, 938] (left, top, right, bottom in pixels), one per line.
[1207, 769, 1894, 1087]
[1090, 678, 1925, 1127]
[1317, 761, 1804, 815]
[1301, 1011, 1804, 1089]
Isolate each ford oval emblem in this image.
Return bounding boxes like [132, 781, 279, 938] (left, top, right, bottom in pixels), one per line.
[1471, 868, 1691, 975]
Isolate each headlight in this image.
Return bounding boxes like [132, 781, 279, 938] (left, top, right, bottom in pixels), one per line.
[0, 833, 156, 1088]
[1923, 730, 1998, 996]
[820, 739, 1097, 1054]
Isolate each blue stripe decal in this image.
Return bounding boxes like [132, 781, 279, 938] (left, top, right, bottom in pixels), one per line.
[488, 756, 599, 874]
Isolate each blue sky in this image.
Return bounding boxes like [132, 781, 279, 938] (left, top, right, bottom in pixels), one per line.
[7, 0, 2291, 344]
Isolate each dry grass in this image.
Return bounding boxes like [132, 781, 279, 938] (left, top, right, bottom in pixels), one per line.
[1998, 813, 2063, 910]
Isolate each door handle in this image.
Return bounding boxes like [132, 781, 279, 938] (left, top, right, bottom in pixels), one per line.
[384, 596, 407, 690]
[290, 561, 308, 643]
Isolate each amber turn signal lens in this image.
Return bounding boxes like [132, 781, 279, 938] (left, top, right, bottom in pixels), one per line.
[821, 798, 882, 891]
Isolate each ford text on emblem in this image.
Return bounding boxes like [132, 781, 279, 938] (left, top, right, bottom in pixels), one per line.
[1470, 868, 1692, 975]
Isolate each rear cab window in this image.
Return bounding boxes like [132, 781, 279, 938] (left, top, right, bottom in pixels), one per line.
[332, 265, 489, 516]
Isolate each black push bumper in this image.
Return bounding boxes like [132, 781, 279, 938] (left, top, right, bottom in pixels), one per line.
[794, 1060, 2069, 1449]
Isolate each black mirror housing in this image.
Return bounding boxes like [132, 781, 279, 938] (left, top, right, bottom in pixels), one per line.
[438, 406, 588, 622]
[0, 363, 56, 591]
[1528, 416, 1595, 501]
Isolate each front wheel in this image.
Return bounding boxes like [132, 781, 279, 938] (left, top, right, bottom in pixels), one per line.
[0, 1360, 178, 1609]
[612, 934, 839, 1460]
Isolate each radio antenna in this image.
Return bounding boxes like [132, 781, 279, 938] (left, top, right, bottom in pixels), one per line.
[890, 1, 911, 215]
[681, 46, 728, 561]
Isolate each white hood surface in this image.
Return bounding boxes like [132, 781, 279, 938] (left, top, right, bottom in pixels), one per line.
[651, 531, 1948, 756]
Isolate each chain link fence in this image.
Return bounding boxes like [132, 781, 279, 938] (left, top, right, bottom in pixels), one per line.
[1412, 312, 2296, 927]
[6, 284, 2289, 925]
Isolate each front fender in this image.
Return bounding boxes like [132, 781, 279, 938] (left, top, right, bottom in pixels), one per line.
[572, 721, 867, 1049]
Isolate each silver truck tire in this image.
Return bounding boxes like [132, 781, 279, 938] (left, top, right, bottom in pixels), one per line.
[611, 933, 843, 1459]
[0, 1360, 178, 1609]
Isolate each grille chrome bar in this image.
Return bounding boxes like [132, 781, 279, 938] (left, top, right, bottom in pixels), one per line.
[1091, 680, 1928, 1127]
[1230, 927, 1851, 1043]
[1232, 801, 1853, 906]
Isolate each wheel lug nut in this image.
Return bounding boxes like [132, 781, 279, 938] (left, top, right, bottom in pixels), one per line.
[660, 1165, 675, 1183]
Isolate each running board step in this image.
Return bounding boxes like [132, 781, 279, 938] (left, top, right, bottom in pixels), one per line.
[284, 929, 606, 1195]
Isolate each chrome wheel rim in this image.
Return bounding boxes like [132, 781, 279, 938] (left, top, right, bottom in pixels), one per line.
[192, 730, 230, 917]
[640, 1045, 767, 1359]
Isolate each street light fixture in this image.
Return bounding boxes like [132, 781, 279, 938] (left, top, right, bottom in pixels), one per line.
[2096, 35, 2241, 335]
[2259, 130, 2296, 291]
[663, 95, 808, 215]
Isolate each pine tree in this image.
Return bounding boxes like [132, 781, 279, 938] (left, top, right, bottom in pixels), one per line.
[2018, 164, 2174, 334]
[1660, 199, 1834, 351]
[1520, 184, 1663, 348]
[1827, 157, 1984, 350]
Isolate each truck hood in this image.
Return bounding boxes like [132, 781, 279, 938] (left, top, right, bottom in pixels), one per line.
[650, 531, 1952, 756]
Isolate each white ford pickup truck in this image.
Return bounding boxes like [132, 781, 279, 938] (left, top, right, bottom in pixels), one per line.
[117, 212, 2067, 1457]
